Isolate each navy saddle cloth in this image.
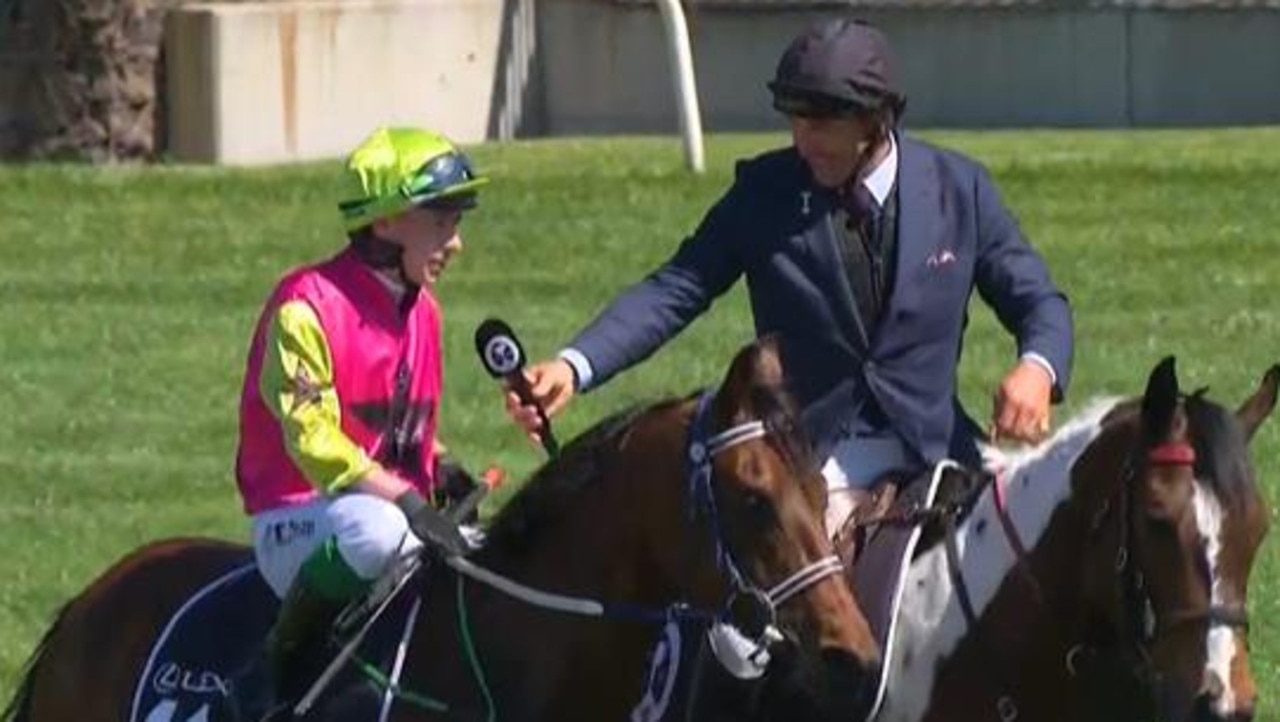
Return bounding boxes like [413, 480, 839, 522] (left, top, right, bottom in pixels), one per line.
[128, 556, 415, 722]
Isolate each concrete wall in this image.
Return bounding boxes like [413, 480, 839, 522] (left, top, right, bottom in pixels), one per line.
[162, 1, 1280, 164]
[880, 10, 1130, 127]
[165, 0, 517, 163]
[1128, 10, 1280, 126]
[537, 4, 1280, 133]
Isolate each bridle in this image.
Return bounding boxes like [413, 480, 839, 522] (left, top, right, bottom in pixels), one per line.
[936, 435, 1249, 721]
[982, 437, 1250, 719]
[428, 391, 843, 633]
[685, 391, 845, 647]
[333, 391, 851, 718]
[1085, 440, 1249, 686]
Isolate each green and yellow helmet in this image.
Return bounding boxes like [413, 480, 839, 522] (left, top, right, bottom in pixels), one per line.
[337, 127, 488, 232]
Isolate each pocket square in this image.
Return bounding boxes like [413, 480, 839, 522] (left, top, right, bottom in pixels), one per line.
[926, 249, 957, 268]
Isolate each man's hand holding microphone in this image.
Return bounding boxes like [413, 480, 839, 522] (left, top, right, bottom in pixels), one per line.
[475, 319, 565, 457]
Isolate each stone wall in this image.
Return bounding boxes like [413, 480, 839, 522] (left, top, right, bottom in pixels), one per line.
[0, 0, 168, 161]
[0, 0, 307, 161]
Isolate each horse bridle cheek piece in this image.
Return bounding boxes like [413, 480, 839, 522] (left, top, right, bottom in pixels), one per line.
[948, 438, 1249, 721]
[1097, 441, 1249, 689]
[687, 392, 845, 676]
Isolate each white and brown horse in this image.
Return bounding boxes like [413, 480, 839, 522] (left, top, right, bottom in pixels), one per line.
[880, 357, 1275, 722]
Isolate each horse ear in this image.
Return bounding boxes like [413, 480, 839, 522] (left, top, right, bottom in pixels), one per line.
[749, 335, 786, 390]
[717, 336, 786, 419]
[1141, 356, 1180, 443]
[1236, 364, 1280, 442]
[720, 336, 784, 390]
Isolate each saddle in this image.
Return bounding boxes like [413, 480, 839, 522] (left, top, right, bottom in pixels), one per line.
[835, 461, 991, 720]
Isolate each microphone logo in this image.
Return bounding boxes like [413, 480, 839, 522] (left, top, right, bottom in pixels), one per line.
[482, 335, 522, 376]
[474, 317, 559, 457]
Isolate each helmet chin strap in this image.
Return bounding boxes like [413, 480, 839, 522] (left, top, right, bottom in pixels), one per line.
[351, 232, 401, 268]
[846, 119, 891, 191]
[351, 233, 416, 294]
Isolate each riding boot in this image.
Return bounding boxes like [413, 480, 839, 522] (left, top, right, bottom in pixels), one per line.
[831, 480, 899, 567]
[266, 575, 348, 705]
[225, 571, 346, 722]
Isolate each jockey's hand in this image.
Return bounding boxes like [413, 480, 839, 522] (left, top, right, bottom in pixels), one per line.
[396, 490, 469, 558]
[437, 458, 479, 502]
[504, 359, 576, 447]
[991, 360, 1053, 445]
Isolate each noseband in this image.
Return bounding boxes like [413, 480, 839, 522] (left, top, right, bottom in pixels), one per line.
[686, 392, 845, 636]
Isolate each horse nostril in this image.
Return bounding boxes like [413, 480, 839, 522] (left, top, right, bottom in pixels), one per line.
[1193, 689, 1255, 722]
[1231, 703, 1257, 722]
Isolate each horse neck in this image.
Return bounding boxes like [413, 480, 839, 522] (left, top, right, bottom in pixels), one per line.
[891, 400, 1121, 722]
[975, 399, 1122, 626]
[476, 403, 692, 606]
[979, 416, 1165, 722]
[950, 403, 1143, 719]
[402, 407, 690, 721]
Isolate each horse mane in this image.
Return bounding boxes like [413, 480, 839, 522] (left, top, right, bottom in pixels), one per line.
[482, 395, 690, 553]
[480, 373, 817, 554]
[1183, 390, 1256, 511]
[980, 396, 1125, 474]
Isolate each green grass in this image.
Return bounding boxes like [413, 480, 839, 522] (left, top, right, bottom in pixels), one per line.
[2, 129, 1279, 711]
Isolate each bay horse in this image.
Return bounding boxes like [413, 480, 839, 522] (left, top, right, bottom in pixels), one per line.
[878, 356, 1275, 722]
[2, 336, 880, 722]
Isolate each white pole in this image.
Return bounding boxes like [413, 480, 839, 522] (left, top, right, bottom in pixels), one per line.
[654, 0, 705, 173]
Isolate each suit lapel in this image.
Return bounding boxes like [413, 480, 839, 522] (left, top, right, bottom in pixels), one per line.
[799, 189, 871, 356]
[882, 136, 945, 343]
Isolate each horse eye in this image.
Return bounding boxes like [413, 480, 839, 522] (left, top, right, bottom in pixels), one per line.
[740, 490, 775, 521]
[1143, 514, 1179, 539]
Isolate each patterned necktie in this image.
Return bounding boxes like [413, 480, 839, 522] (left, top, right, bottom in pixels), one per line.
[846, 183, 882, 247]
[837, 182, 886, 331]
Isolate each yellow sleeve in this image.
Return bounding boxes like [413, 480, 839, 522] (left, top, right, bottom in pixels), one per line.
[259, 300, 377, 493]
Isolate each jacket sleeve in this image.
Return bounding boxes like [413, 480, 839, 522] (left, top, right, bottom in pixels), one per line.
[259, 300, 377, 492]
[971, 166, 1075, 401]
[568, 172, 751, 389]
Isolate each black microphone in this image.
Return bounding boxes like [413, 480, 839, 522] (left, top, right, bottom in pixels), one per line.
[475, 318, 560, 457]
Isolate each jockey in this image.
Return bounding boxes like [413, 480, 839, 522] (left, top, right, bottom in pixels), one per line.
[233, 126, 486, 706]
